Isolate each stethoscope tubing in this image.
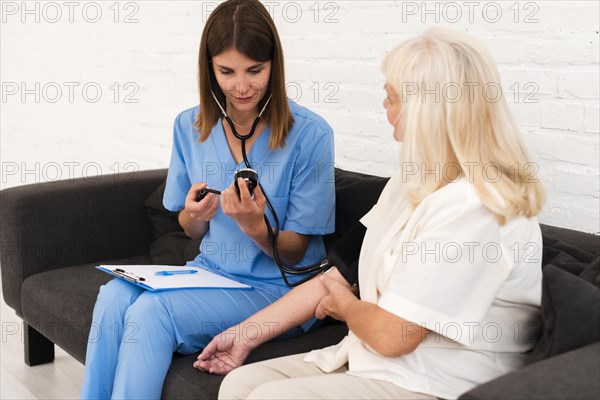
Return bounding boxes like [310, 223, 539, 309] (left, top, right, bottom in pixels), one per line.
[210, 91, 330, 286]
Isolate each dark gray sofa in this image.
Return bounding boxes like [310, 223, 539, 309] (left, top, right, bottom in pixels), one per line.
[1, 168, 598, 400]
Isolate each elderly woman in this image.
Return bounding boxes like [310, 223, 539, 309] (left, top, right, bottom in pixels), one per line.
[196, 27, 545, 400]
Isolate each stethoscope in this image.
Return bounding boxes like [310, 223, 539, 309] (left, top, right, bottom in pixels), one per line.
[206, 90, 331, 287]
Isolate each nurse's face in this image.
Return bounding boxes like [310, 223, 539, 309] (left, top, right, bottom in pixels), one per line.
[212, 48, 272, 117]
[383, 83, 402, 142]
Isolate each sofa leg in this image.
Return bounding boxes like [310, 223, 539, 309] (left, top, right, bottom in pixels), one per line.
[24, 323, 55, 366]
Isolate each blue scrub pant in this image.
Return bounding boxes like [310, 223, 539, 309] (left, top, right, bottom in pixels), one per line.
[80, 278, 290, 399]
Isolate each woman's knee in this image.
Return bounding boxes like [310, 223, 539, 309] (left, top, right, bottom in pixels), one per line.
[219, 364, 273, 400]
[123, 292, 174, 335]
[246, 381, 302, 400]
[94, 278, 143, 315]
[219, 354, 313, 400]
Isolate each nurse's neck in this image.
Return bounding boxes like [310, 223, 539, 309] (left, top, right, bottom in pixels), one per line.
[226, 107, 259, 130]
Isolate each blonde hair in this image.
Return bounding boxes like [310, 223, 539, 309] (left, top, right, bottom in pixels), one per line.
[381, 27, 544, 224]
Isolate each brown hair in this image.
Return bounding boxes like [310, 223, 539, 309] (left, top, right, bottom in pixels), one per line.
[195, 0, 293, 149]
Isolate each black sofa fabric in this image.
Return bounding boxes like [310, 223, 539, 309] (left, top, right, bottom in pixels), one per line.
[1, 169, 165, 317]
[20, 255, 149, 364]
[1, 168, 599, 400]
[460, 342, 600, 400]
[529, 237, 600, 364]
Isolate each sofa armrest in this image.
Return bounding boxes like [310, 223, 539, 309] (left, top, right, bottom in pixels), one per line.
[1, 168, 167, 315]
[459, 342, 600, 400]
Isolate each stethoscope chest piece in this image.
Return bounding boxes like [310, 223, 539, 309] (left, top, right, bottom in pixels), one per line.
[234, 168, 258, 196]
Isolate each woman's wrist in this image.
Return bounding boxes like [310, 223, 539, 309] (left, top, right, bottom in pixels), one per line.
[237, 320, 277, 349]
[179, 210, 209, 239]
[243, 219, 269, 244]
[338, 291, 361, 321]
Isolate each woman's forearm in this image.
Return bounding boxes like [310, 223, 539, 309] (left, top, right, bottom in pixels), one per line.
[341, 299, 427, 358]
[180, 204, 306, 263]
[237, 268, 346, 348]
[178, 209, 210, 240]
[246, 221, 309, 265]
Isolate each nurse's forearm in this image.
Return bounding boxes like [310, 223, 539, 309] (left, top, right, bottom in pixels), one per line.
[246, 222, 309, 265]
[178, 210, 209, 240]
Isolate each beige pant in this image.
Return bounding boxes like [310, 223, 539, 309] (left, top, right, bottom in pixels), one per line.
[218, 353, 438, 400]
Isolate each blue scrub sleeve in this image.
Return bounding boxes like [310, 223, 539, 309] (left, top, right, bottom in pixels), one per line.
[283, 126, 335, 235]
[163, 112, 192, 212]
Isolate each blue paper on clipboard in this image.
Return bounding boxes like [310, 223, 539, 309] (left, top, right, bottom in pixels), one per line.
[96, 265, 251, 291]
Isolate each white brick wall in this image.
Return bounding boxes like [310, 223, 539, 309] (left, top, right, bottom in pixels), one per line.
[1, 0, 599, 233]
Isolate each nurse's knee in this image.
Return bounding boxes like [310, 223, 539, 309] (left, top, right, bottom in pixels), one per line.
[124, 292, 171, 331]
[95, 278, 142, 312]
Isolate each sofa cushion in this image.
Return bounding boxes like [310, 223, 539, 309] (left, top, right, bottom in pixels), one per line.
[149, 231, 201, 266]
[540, 224, 600, 258]
[144, 181, 201, 265]
[528, 253, 600, 364]
[144, 180, 183, 239]
[459, 342, 600, 400]
[541, 235, 597, 272]
[322, 169, 389, 248]
[20, 255, 152, 364]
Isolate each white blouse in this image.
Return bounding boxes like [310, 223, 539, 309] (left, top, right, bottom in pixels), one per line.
[304, 169, 543, 400]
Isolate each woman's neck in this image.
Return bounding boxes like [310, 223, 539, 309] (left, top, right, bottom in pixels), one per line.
[226, 106, 259, 128]
[222, 115, 265, 143]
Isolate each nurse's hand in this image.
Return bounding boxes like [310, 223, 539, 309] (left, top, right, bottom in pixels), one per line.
[185, 182, 220, 222]
[221, 178, 266, 236]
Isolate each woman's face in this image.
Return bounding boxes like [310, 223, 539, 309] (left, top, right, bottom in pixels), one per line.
[212, 48, 272, 116]
[383, 83, 402, 142]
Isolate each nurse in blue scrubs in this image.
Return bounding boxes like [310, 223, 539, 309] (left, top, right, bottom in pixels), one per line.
[79, 0, 335, 398]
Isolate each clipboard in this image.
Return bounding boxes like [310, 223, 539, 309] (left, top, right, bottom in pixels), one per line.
[96, 265, 251, 291]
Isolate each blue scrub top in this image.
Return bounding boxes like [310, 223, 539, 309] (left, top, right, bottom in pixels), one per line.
[163, 99, 335, 299]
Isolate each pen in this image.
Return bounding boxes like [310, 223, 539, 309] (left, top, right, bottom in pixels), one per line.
[154, 269, 199, 276]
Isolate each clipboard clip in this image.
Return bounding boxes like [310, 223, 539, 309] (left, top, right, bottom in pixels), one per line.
[114, 268, 146, 282]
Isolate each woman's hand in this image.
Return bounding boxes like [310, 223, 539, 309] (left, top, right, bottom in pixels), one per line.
[185, 182, 220, 222]
[221, 178, 266, 236]
[193, 327, 254, 375]
[316, 274, 430, 358]
[315, 274, 359, 321]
